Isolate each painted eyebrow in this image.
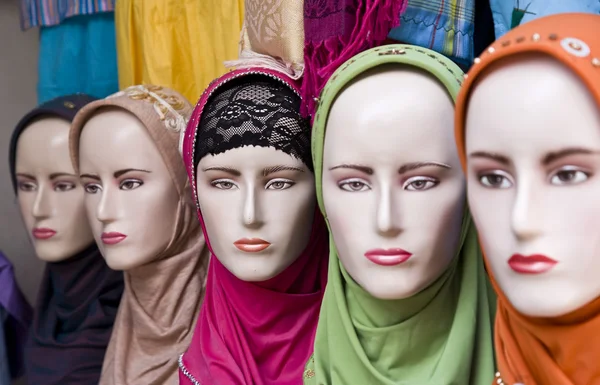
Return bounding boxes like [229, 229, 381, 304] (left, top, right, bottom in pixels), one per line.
[202, 166, 241, 176]
[80, 173, 100, 181]
[542, 147, 600, 165]
[113, 168, 151, 178]
[469, 151, 510, 165]
[329, 164, 374, 175]
[15, 173, 35, 180]
[49, 172, 77, 180]
[397, 161, 451, 174]
[262, 165, 304, 176]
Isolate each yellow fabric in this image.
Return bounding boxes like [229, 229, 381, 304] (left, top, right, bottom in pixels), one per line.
[115, 0, 244, 103]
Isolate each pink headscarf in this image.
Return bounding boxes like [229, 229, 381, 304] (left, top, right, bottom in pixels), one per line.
[179, 68, 329, 385]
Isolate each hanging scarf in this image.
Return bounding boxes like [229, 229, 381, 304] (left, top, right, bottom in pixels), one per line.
[8, 94, 124, 385]
[0, 251, 32, 380]
[69, 85, 209, 385]
[179, 68, 329, 385]
[454, 13, 600, 385]
[305, 44, 496, 385]
[301, 0, 408, 118]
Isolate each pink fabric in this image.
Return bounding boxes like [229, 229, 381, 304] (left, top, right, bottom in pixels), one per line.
[179, 68, 329, 385]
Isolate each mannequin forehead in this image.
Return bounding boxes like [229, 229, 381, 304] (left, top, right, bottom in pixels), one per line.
[198, 146, 308, 172]
[325, 67, 457, 165]
[466, 54, 600, 156]
[79, 109, 164, 171]
[16, 117, 73, 173]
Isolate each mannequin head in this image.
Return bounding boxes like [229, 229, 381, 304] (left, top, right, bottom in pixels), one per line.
[194, 76, 315, 282]
[322, 65, 465, 300]
[78, 107, 180, 270]
[465, 54, 600, 317]
[15, 117, 94, 261]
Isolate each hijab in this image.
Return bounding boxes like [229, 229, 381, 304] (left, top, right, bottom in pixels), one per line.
[8, 94, 124, 385]
[454, 13, 600, 385]
[69, 85, 209, 385]
[0, 251, 32, 381]
[306, 44, 496, 385]
[179, 68, 329, 385]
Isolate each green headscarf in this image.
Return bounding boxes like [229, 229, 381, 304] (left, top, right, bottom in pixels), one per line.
[304, 44, 497, 385]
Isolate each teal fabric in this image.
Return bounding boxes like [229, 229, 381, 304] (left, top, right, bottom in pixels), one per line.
[38, 12, 118, 104]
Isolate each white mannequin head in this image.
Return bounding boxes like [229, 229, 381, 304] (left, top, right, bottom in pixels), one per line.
[15, 117, 94, 262]
[196, 146, 316, 281]
[322, 65, 465, 300]
[78, 108, 180, 270]
[465, 54, 600, 317]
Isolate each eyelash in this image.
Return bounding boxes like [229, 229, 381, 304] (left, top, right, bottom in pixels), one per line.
[337, 176, 439, 192]
[477, 166, 592, 189]
[210, 178, 296, 191]
[17, 181, 37, 192]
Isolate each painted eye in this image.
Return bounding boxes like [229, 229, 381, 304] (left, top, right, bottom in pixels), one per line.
[54, 182, 76, 192]
[403, 177, 438, 191]
[211, 179, 237, 190]
[84, 184, 101, 194]
[478, 171, 513, 189]
[266, 179, 295, 190]
[18, 181, 36, 192]
[550, 168, 589, 185]
[338, 179, 371, 192]
[120, 179, 143, 190]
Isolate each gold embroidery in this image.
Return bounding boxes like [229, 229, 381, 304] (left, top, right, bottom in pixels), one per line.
[120, 85, 187, 132]
[303, 368, 315, 379]
[63, 101, 75, 109]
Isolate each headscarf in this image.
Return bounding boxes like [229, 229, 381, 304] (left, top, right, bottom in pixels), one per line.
[179, 68, 329, 385]
[306, 44, 496, 385]
[301, 0, 408, 117]
[8, 94, 124, 385]
[454, 13, 600, 385]
[0, 251, 32, 380]
[69, 85, 209, 385]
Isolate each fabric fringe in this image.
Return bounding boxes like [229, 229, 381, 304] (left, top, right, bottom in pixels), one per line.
[301, 0, 408, 119]
[224, 50, 304, 80]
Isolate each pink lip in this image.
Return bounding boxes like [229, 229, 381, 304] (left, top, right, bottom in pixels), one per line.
[101, 232, 127, 245]
[508, 253, 558, 274]
[32, 228, 56, 240]
[364, 248, 413, 266]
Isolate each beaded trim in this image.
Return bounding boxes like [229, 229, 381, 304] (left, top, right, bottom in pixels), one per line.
[495, 371, 524, 385]
[178, 354, 201, 385]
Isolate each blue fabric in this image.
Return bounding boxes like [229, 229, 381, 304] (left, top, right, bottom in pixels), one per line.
[0, 308, 10, 385]
[37, 12, 118, 104]
[489, 0, 600, 38]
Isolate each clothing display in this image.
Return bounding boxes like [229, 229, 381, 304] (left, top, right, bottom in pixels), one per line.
[305, 44, 496, 385]
[69, 85, 209, 385]
[302, 0, 408, 117]
[455, 13, 600, 385]
[179, 68, 329, 385]
[115, 0, 244, 103]
[388, 0, 476, 68]
[19, 0, 115, 30]
[0, 251, 32, 381]
[9, 94, 124, 385]
[38, 12, 119, 104]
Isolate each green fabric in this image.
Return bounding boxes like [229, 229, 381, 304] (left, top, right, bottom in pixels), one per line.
[304, 44, 497, 385]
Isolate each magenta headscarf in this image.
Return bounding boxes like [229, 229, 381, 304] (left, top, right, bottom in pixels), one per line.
[179, 68, 329, 385]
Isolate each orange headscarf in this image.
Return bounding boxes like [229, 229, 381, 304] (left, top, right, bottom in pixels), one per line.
[454, 13, 600, 385]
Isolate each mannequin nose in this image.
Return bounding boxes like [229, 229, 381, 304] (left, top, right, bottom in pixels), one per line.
[96, 187, 117, 223]
[511, 184, 542, 241]
[32, 185, 51, 219]
[242, 186, 263, 228]
[376, 186, 401, 237]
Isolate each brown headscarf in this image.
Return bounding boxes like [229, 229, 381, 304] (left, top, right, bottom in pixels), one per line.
[69, 85, 209, 385]
[454, 13, 600, 385]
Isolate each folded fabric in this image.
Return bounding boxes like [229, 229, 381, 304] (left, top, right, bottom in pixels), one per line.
[19, 0, 114, 30]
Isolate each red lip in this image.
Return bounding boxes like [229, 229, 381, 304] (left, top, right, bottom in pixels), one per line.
[32, 228, 56, 240]
[101, 232, 127, 245]
[233, 238, 271, 253]
[508, 254, 558, 274]
[364, 248, 413, 266]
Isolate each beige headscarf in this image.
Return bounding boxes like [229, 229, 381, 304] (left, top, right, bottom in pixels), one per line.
[69, 85, 209, 385]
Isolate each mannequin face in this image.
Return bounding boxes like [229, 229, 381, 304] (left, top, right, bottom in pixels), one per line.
[79, 108, 180, 270]
[466, 54, 600, 317]
[196, 146, 315, 281]
[322, 66, 465, 300]
[15, 117, 94, 262]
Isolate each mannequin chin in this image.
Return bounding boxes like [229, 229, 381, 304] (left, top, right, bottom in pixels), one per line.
[78, 108, 180, 271]
[196, 146, 316, 282]
[466, 54, 600, 318]
[322, 66, 465, 300]
[15, 117, 94, 262]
